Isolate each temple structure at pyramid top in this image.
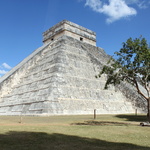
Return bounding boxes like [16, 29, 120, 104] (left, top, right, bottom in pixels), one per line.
[43, 20, 96, 46]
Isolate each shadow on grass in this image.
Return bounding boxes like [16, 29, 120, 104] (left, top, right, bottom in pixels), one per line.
[0, 131, 149, 150]
[72, 121, 132, 126]
[116, 114, 147, 122]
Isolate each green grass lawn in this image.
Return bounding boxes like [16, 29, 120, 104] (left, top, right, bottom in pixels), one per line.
[0, 114, 149, 150]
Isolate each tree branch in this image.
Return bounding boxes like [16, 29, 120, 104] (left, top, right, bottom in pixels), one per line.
[133, 78, 148, 101]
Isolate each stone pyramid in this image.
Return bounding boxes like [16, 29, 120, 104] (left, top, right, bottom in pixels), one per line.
[0, 20, 146, 115]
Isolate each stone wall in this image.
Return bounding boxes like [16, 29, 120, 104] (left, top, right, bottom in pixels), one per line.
[43, 20, 96, 46]
[0, 39, 63, 115]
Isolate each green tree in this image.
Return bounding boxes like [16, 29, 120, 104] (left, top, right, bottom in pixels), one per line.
[98, 37, 150, 122]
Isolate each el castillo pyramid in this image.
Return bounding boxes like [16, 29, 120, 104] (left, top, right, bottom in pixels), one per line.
[0, 20, 146, 115]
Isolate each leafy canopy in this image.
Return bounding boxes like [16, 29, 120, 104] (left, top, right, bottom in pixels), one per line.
[98, 37, 150, 100]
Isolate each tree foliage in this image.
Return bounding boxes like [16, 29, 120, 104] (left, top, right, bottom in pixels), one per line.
[98, 36, 150, 121]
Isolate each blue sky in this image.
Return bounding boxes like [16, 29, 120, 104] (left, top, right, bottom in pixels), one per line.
[0, 0, 150, 76]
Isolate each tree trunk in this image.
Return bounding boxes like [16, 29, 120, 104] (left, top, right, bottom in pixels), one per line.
[147, 97, 150, 123]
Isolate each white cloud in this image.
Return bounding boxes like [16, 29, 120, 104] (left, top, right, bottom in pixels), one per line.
[85, 0, 139, 23]
[2, 63, 12, 70]
[103, 0, 137, 23]
[85, 0, 102, 11]
[0, 70, 7, 75]
[125, 0, 150, 9]
[0, 62, 11, 76]
[137, 1, 149, 9]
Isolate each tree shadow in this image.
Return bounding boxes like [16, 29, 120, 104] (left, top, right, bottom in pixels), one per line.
[0, 131, 149, 150]
[72, 121, 132, 126]
[116, 114, 147, 122]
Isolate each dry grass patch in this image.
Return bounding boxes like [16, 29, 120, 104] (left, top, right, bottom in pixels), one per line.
[0, 114, 149, 150]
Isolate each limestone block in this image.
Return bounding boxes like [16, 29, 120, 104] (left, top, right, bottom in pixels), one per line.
[0, 106, 9, 113]
[11, 105, 23, 112]
[29, 102, 44, 111]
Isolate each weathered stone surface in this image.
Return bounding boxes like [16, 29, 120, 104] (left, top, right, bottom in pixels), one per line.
[0, 20, 146, 115]
[43, 20, 96, 46]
